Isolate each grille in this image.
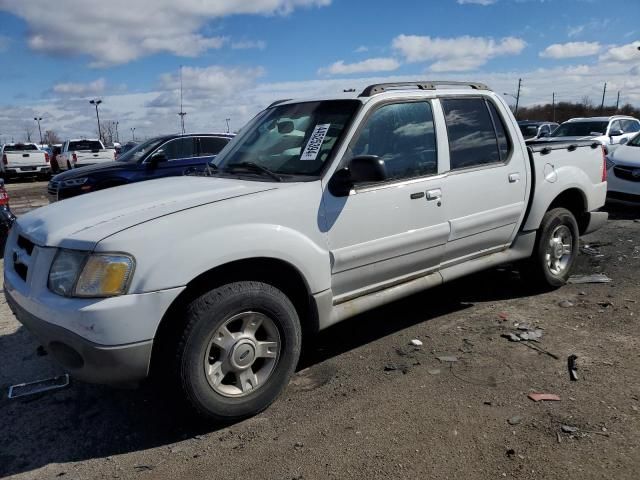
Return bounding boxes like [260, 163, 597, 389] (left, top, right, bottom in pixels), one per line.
[47, 180, 60, 196]
[613, 166, 640, 182]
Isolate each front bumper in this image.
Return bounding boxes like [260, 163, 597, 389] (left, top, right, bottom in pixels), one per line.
[6, 289, 152, 384]
[607, 166, 640, 200]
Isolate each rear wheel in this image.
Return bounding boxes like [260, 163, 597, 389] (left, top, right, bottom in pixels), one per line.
[67, 161, 72, 170]
[522, 207, 579, 288]
[174, 281, 301, 421]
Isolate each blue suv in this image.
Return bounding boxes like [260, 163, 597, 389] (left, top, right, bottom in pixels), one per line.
[48, 133, 234, 200]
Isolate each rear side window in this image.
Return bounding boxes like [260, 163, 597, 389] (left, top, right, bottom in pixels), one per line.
[198, 137, 230, 157]
[487, 101, 511, 161]
[442, 98, 508, 170]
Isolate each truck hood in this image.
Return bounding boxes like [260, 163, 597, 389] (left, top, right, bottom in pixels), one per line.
[18, 176, 278, 249]
[611, 145, 640, 167]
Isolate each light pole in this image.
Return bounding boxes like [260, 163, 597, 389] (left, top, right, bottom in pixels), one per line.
[34, 117, 43, 145]
[115, 121, 120, 143]
[89, 99, 103, 142]
[130, 127, 136, 141]
[225, 118, 231, 133]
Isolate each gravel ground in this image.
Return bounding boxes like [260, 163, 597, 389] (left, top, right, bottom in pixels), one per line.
[1, 182, 639, 480]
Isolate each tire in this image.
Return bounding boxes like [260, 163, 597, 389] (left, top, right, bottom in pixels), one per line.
[51, 161, 59, 174]
[175, 281, 301, 421]
[523, 207, 579, 288]
[67, 161, 72, 170]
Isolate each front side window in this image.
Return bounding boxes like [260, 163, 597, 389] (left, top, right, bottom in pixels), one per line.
[442, 98, 502, 169]
[348, 101, 437, 181]
[160, 137, 195, 160]
[609, 120, 622, 133]
[215, 100, 360, 177]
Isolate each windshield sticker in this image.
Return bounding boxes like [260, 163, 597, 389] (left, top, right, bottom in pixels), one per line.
[300, 124, 331, 161]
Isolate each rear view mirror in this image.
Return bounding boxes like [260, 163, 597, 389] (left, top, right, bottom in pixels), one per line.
[277, 121, 294, 134]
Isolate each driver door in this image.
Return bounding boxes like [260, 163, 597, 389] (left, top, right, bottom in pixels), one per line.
[151, 136, 200, 178]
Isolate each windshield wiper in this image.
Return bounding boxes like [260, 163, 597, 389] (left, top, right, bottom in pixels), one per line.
[223, 162, 282, 182]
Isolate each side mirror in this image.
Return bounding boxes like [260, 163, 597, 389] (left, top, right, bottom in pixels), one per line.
[349, 155, 387, 183]
[538, 131, 549, 138]
[609, 129, 624, 137]
[149, 150, 167, 166]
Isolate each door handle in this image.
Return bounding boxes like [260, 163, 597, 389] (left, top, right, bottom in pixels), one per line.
[426, 189, 442, 201]
[508, 173, 521, 183]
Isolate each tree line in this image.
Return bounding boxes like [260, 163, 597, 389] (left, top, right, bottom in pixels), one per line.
[515, 98, 640, 123]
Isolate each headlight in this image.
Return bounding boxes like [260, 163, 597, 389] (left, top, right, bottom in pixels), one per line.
[48, 250, 135, 298]
[61, 177, 88, 187]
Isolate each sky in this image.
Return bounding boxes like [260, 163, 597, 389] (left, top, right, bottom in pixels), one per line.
[0, 0, 639, 143]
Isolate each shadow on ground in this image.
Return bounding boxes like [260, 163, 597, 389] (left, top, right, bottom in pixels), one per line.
[603, 199, 640, 220]
[0, 264, 546, 478]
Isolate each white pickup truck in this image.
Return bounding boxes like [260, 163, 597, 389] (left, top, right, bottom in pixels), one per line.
[0, 143, 50, 179]
[4, 81, 608, 421]
[54, 139, 116, 172]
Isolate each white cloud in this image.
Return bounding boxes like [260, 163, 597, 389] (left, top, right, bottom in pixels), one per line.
[354, 46, 369, 53]
[457, 0, 497, 4]
[0, 0, 331, 66]
[392, 34, 525, 72]
[318, 57, 400, 75]
[599, 41, 640, 63]
[52, 78, 106, 96]
[231, 40, 267, 50]
[539, 41, 601, 59]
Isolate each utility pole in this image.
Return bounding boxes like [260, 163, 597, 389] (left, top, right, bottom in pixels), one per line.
[178, 65, 186, 134]
[600, 82, 607, 113]
[514, 78, 522, 118]
[34, 117, 43, 144]
[115, 121, 119, 143]
[615, 91, 621, 110]
[130, 127, 136, 141]
[225, 118, 231, 134]
[552, 92, 556, 123]
[90, 99, 103, 142]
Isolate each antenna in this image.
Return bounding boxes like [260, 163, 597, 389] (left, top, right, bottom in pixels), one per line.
[178, 65, 187, 134]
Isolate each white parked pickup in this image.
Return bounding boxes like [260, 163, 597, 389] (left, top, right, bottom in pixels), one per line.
[5, 81, 609, 421]
[54, 139, 116, 172]
[0, 143, 50, 179]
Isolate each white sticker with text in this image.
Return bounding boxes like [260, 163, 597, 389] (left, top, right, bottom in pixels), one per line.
[300, 124, 331, 161]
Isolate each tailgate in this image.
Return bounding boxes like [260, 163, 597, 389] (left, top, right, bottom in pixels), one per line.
[76, 150, 113, 162]
[5, 151, 47, 167]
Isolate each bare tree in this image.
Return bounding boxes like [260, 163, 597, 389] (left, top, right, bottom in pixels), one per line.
[98, 121, 117, 146]
[517, 100, 640, 124]
[43, 130, 61, 145]
[23, 123, 35, 143]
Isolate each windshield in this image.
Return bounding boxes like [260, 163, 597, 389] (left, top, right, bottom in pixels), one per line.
[550, 121, 609, 137]
[116, 137, 167, 162]
[69, 140, 104, 151]
[5, 144, 38, 151]
[627, 132, 640, 147]
[214, 100, 361, 178]
[519, 125, 539, 138]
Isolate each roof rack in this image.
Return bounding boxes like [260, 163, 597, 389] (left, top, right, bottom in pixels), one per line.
[359, 81, 491, 97]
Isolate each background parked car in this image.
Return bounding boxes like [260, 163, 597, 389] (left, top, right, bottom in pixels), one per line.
[48, 133, 234, 200]
[53, 139, 116, 172]
[541, 115, 640, 153]
[518, 120, 559, 140]
[0, 179, 16, 254]
[0, 143, 50, 180]
[606, 132, 640, 203]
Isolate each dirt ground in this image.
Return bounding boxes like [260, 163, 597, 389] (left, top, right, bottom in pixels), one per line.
[1, 181, 639, 480]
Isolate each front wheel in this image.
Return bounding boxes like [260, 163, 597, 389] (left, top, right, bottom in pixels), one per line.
[522, 207, 579, 288]
[175, 281, 301, 421]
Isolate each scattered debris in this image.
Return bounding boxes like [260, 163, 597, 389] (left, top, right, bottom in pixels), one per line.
[568, 355, 579, 381]
[568, 274, 612, 284]
[410, 339, 423, 347]
[8, 374, 70, 399]
[133, 465, 154, 472]
[506, 448, 516, 458]
[384, 363, 398, 372]
[294, 442, 304, 449]
[427, 368, 441, 375]
[580, 245, 604, 257]
[501, 333, 521, 342]
[561, 425, 578, 433]
[508, 415, 523, 426]
[519, 330, 543, 341]
[436, 355, 458, 363]
[498, 312, 509, 321]
[556, 432, 562, 443]
[558, 299, 574, 308]
[597, 301, 614, 308]
[528, 392, 561, 402]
